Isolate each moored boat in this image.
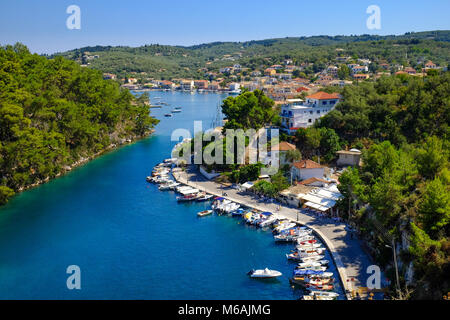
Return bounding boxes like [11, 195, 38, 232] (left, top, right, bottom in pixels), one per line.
[247, 268, 282, 278]
[197, 210, 213, 217]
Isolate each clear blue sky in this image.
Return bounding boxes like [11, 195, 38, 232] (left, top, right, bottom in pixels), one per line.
[0, 0, 449, 54]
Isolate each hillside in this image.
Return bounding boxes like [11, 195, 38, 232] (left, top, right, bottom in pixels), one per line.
[0, 44, 159, 205]
[54, 31, 450, 80]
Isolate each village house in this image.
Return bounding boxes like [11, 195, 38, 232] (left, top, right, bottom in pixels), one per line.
[424, 60, 437, 69]
[298, 177, 332, 188]
[180, 80, 194, 91]
[159, 80, 175, 89]
[336, 149, 362, 167]
[194, 80, 209, 90]
[208, 82, 220, 91]
[271, 141, 297, 165]
[326, 66, 338, 77]
[290, 159, 325, 182]
[353, 74, 370, 80]
[264, 68, 277, 76]
[103, 73, 116, 80]
[404, 67, 417, 75]
[280, 92, 341, 134]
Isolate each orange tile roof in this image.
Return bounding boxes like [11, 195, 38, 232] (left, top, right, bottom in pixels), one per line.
[272, 141, 297, 151]
[306, 91, 340, 100]
[298, 177, 330, 185]
[292, 159, 323, 169]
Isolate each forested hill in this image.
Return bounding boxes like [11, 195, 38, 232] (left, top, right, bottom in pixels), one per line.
[0, 44, 159, 205]
[54, 31, 450, 79]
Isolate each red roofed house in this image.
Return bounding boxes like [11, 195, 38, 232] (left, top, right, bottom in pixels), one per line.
[280, 91, 341, 134]
[291, 160, 325, 182]
[298, 177, 331, 187]
[404, 67, 417, 75]
[271, 141, 297, 165]
[424, 60, 437, 69]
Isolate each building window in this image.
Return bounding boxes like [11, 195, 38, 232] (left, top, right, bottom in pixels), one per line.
[308, 119, 312, 123]
[317, 110, 320, 114]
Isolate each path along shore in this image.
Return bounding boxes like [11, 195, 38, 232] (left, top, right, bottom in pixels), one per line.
[173, 166, 384, 300]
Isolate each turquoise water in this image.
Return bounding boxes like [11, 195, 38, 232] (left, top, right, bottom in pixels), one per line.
[0, 91, 337, 299]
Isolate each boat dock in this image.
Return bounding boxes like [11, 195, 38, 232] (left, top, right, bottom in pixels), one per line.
[172, 166, 380, 300]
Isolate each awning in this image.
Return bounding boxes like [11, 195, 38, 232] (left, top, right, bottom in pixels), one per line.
[180, 188, 199, 195]
[241, 182, 254, 190]
[304, 201, 329, 212]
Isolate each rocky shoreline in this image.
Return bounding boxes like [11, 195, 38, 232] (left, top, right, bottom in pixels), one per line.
[16, 130, 155, 193]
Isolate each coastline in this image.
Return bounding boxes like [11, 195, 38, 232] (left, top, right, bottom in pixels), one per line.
[12, 130, 155, 196]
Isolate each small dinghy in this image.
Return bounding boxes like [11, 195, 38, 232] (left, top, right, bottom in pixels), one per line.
[197, 210, 213, 217]
[247, 268, 282, 278]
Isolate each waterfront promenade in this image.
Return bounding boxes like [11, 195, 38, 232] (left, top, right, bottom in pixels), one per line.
[173, 166, 381, 300]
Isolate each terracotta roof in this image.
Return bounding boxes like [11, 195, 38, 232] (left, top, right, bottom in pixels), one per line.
[272, 141, 297, 151]
[298, 177, 330, 185]
[292, 159, 323, 169]
[306, 91, 340, 100]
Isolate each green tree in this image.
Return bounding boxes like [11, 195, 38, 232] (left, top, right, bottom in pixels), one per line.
[418, 178, 450, 239]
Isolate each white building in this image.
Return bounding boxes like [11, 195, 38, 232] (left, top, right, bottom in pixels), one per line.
[180, 80, 194, 91]
[290, 159, 325, 182]
[280, 92, 341, 134]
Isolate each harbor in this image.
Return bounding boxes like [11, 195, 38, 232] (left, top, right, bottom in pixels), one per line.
[148, 158, 364, 300]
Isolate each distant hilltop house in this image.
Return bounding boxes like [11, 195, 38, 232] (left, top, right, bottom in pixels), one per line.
[280, 91, 341, 135]
[290, 159, 325, 181]
[424, 60, 437, 69]
[353, 74, 370, 80]
[404, 67, 417, 75]
[336, 149, 362, 167]
[103, 73, 116, 80]
[264, 68, 277, 76]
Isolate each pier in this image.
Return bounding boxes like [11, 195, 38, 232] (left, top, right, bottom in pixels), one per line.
[173, 166, 380, 300]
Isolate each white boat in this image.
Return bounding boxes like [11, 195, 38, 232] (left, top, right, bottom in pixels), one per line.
[303, 291, 339, 300]
[297, 260, 329, 269]
[296, 235, 316, 243]
[159, 182, 180, 191]
[247, 268, 282, 278]
[296, 243, 323, 249]
[259, 216, 278, 227]
[274, 222, 296, 233]
[300, 255, 325, 262]
[196, 194, 214, 202]
[197, 210, 213, 217]
[297, 265, 327, 272]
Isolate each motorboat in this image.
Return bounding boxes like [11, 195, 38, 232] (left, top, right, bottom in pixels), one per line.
[296, 235, 316, 243]
[297, 243, 323, 250]
[197, 210, 213, 217]
[159, 182, 180, 191]
[303, 291, 339, 300]
[296, 247, 326, 255]
[274, 222, 296, 233]
[299, 255, 325, 262]
[247, 268, 282, 278]
[164, 113, 173, 117]
[296, 265, 327, 272]
[177, 194, 199, 202]
[196, 194, 214, 202]
[259, 216, 278, 227]
[287, 251, 324, 261]
[297, 260, 329, 269]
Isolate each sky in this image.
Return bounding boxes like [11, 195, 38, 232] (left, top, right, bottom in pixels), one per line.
[0, 0, 449, 54]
